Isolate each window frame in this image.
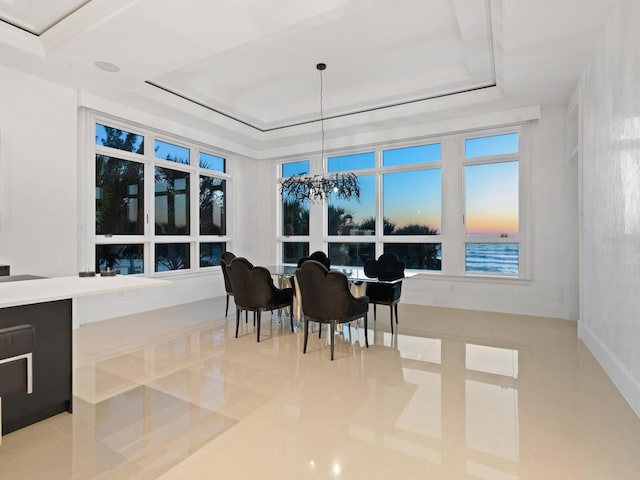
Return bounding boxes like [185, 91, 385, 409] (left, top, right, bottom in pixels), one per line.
[84, 111, 232, 276]
[276, 125, 530, 279]
[278, 160, 311, 261]
[461, 127, 528, 278]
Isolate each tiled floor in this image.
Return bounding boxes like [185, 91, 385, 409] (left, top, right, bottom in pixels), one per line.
[1, 298, 639, 479]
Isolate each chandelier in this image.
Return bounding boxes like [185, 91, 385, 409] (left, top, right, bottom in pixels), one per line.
[280, 63, 360, 203]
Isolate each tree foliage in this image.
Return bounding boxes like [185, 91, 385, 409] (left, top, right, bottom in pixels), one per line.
[283, 200, 309, 235]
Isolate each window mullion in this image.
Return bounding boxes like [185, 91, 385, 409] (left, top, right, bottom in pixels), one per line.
[92, 115, 229, 275]
[145, 138, 154, 275]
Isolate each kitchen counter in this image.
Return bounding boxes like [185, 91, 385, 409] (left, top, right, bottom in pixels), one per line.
[0, 274, 171, 435]
[0, 274, 171, 309]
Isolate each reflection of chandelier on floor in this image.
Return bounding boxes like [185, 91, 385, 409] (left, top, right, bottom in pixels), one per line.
[280, 63, 360, 203]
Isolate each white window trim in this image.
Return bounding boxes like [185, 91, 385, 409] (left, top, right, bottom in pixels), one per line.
[276, 123, 530, 279]
[81, 109, 232, 276]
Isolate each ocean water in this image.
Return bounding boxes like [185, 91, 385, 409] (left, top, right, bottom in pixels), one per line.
[465, 243, 519, 275]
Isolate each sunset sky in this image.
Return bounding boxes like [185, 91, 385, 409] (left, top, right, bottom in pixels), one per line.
[284, 132, 519, 236]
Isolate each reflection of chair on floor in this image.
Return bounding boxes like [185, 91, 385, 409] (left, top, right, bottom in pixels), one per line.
[364, 253, 405, 334]
[227, 258, 294, 342]
[0, 325, 34, 445]
[220, 251, 236, 316]
[296, 260, 369, 360]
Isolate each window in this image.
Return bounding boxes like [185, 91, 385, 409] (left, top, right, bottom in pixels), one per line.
[200, 242, 225, 268]
[383, 170, 441, 235]
[199, 176, 225, 235]
[281, 160, 310, 262]
[96, 244, 143, 275]
[281, 160, 309, 236]
[384, 243, 441, 270]
[278, 127, 525, 278]
[92, 118, 230, 275]
[283, 242, 309, 264]
[328, 175, 375, 236]
[95, 156, 144, 235]
[200, 152, 225, 172]
[323, 146, 443, 270]
[155, 243, 190, 272]
[155, 139, 189, 165]
[328, 242, 375, 266]
[328, 152, 375, 172]
[382, 143, 440, 166]
[155, 167, 190, 235]
[96, 124, 144, 154]
[464, 133, 520, 275]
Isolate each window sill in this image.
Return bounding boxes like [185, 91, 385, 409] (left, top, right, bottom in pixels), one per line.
[407, 271, 532, 285]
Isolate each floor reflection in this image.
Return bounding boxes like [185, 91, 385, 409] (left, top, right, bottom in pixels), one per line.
[0, 298, 639, 479]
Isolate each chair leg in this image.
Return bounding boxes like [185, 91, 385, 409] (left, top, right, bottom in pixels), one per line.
[290, 304, 294, 332]
[245, 310, 248, 323]
[373, 303, 377, 322]
[390, 305, 394, 335]
[364, 313, 369, 348]
[303, 317, 309, 354]
[394, 303, 399, 324]
[225, 294, 230, 316]
[235, 308, 240, 338]
[256, 311, 261, 342]
[319, 323, 322, 338]
[330, 321, 335, 361]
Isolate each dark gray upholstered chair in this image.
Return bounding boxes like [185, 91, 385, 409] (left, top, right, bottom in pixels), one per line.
[226, 257, 294, 342]
[364, 253, 405, 334]
[292, 251, 331, 323]
[0, 325, 35, 444]
[296, 260, 369, 360]
[297, 251, 331, 269]
[220, 251, 236, 316]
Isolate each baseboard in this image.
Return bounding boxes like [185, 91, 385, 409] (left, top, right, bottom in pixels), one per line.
[578, 321, 640, 418]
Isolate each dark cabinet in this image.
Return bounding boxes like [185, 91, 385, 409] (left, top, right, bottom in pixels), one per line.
[0, 299, 72, 434]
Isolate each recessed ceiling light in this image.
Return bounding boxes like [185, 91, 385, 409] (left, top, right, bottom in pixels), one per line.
[94, 61, 120, 73]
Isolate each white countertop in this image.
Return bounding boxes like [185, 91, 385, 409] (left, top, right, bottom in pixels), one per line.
[0, 275, 171, 309]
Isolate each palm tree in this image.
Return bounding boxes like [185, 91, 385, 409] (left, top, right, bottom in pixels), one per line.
[327, 205, 352, 235]
[359, 216, 396, 235]
[282, 200, 309, 235]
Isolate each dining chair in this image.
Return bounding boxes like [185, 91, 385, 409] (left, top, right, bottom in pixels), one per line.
[296, 260, 369, 360]
[292, 251, 331, 324]
[363, 253, 405, 334]
[219, 251, 236, 316]
[0, 324, 35, 445]
[226, 258, 294, 342]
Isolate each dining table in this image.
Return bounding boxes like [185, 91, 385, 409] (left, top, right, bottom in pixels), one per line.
[266, 264, 413, 324]
[266, 264, 411, 284]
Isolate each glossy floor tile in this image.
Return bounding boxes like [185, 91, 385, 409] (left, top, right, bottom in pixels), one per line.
[1, 298, 640, 479]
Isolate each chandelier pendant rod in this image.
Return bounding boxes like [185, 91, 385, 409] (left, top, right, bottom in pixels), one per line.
[318, 62, 326, 167]
[279, 62, 360, 203]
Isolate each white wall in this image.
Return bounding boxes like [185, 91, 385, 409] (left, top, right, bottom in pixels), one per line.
[231, 155, 277, 264]
[0, 65, 78, 277]
[578, 0, 640, 417]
